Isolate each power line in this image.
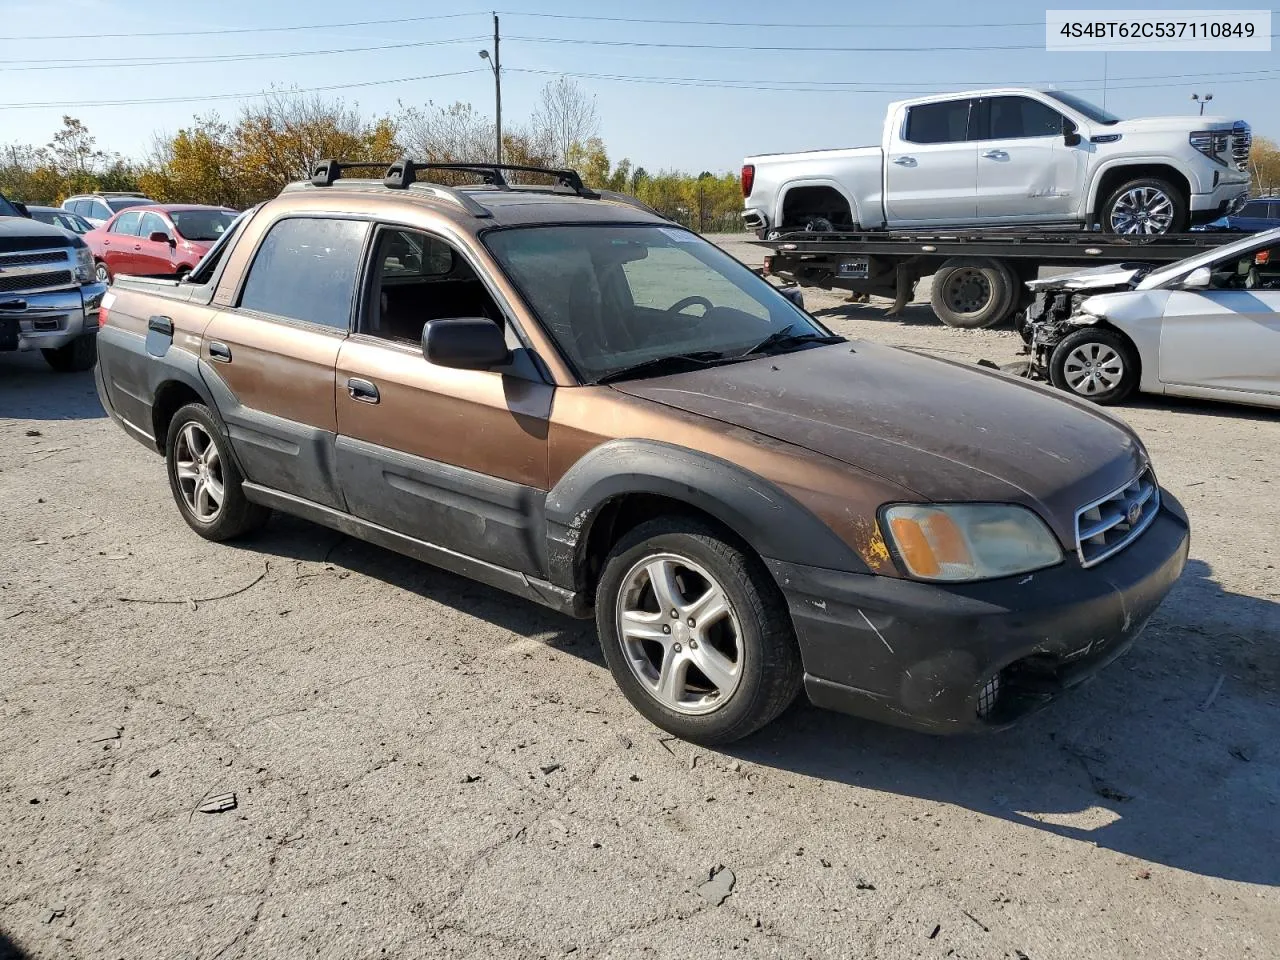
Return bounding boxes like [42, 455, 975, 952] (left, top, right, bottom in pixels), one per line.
[2, 12, 488, 42]
[496, 11, 1045, 28]
[0, 36, 486, 72]
[0, 69, 486, 111]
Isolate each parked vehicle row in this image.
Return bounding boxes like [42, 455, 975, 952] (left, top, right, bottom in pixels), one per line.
[62, 192, 157, 226]
[92, 159, 1189, 744]
[1191, 195, 1280, 233]
[85, 204, 238, 282]
[742, 87, 1251, 237]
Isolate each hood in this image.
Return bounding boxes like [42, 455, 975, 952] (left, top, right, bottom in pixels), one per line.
[1025, 262, 1151, 292]
[0, 215, 81, 252]
[1109, 115, 1240, 134]
[611, 341, 1146, 546]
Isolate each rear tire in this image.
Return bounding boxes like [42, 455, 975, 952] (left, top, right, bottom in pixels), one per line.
[165, 402, 270, 541]
[595, 517, 802, 745]
[95, 261, 110, 284]
[1049, 327, 1139, 404]
[930, 257, 1016, 329]
[41, 334, 97, 373]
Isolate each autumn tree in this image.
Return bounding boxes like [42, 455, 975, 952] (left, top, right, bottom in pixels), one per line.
[1249, 136, 1280, 195]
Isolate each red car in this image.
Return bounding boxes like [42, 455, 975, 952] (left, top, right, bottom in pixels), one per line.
[87, 204, 237, 282]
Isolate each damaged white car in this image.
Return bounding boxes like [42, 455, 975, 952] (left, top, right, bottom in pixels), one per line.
[1015, 227, 1280, 407]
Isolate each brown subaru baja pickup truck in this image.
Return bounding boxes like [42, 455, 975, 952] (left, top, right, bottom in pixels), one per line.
[94, 160, 1189, 744]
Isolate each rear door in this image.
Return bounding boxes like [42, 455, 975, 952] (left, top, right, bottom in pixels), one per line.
[199, 215, 370, 509]
[1159, 242, 1280, 401]
[102, 211, 143, 274]
[136, 211, 176, 276]
[334, 224, 552, 575]
[974, 95, 1081, 223]
[884, 98, 977, 225]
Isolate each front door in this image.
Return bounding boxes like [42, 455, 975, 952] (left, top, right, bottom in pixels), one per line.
[199, 215, 371, 510]
[334, 225, 553, 576]
[884, 97, 977, 225]
[135, 211, 176, 276]
[101, 210, 143, 276]
[1159, 243, 1280, 400]
[974, 96, 1081, 222]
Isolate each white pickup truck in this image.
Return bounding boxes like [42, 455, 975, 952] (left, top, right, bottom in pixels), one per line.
[742, 88, 1251, 237]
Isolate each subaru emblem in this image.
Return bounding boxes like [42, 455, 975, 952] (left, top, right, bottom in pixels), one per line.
[1126, 501, 1142, 526]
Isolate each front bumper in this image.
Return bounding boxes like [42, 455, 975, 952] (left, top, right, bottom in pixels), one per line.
[768, 493, 1190, 734]
[1189, 178, 1249, 220]
[0, 281, 107, 352]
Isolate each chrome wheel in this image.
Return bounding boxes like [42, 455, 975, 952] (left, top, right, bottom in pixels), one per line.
[615, 553, 743, 715]
[173, 422, 225, 523]
[942, 267, 992, 316]
[1063, 342, 1125, 396]
[95, 263, 110, 284]
[1109, 186, 1175, 235]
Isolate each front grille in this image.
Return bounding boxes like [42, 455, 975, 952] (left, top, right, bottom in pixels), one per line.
[0, 250, 67, 268]
[1231, 122, 1252, 172]
[0, 270, 73, 293]
[1074, 468, 1160, 568]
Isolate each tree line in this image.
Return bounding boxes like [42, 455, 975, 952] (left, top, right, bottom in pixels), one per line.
[0, 79, 746, 233]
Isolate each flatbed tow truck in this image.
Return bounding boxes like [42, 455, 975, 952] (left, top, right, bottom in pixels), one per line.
[756, 228, 1238, 328]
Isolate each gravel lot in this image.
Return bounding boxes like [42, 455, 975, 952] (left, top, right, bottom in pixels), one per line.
[2, 238, 1278, 959]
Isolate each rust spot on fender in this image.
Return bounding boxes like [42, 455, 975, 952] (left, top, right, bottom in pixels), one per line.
[860, 520, 893, 573]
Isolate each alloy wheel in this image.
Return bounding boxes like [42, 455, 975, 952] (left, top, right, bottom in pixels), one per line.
[95, 263, 110, 284]
[174, 422, 225, 523]
[1063, 342, 1125, 396]
[615, 553, 743, 715]
[1109, 186, 1175, 235]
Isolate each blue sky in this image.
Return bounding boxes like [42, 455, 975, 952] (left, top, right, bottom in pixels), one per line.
[2, 0, 1275, 172]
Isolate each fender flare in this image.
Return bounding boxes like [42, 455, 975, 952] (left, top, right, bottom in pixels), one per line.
[544, 439, 867, 592]
[775, 178, 863, 230]
[1084, 157, 1199, 217]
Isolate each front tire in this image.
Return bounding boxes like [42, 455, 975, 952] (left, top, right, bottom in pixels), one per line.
[1100, 177, 1188, 235]
[165, 402, 270, 541]
[595, 517, 802, 745]
[1049, 327, 1139, 404]
[41, 334, 97, 373]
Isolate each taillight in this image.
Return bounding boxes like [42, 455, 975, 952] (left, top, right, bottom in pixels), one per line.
[762, 255, 773, 275]
[97, 292, 113, 328]
[741, 164, 755, 198]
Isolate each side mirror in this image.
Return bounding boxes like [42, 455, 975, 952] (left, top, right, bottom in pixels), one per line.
[1179, 266, 1212, 290]
[1063, 119, 1082, 147]
[149, 231, 174, 245]
[779, 285, 805, 310]
[422, 317, 510, 370]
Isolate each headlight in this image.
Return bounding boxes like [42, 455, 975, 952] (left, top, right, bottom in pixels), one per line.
[74, 245, 94, 283]
[882, 504, 1063, 582]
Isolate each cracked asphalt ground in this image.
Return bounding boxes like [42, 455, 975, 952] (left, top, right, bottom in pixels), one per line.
[3, 239, 1279, 959]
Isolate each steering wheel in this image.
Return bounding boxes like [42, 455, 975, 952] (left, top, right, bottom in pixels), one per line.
[667, 295, 714, 316]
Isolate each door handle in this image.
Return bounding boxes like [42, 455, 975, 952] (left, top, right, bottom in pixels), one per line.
[982, 149, 1009, 160]
[147, 315, 173, 336]
[208, 341, 232, 362]
[893, 156, 918, 167]
[347, 377, 380, 404]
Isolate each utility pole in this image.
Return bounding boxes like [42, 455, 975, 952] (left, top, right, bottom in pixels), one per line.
[479, 14, 502, 163]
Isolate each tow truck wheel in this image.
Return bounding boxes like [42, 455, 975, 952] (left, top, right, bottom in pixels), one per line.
[929, 257, 1016, 329]
[1049, 327, 1139, 404]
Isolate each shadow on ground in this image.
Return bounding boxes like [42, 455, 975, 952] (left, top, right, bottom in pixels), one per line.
[235, 512, 1280, 888]
[0, 354, 104, 421]
[0, 930, 31, 960]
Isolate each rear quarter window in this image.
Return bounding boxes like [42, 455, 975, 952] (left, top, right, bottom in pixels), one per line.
[238, 217, 369, 330]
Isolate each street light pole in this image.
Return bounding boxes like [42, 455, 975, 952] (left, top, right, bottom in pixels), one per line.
[479, 16, 502, 163]
[1191, 92, 1213, 116]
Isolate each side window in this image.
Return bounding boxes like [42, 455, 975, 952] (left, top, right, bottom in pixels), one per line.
[66, 200, 84, 215]
[139, 212, 169, 239]
[92, 202, 113, 221]
[111, 211, 143, 235]
[363, 227, 501, 344]
[987, 96, 1065, 140]
[903, 100, 973, 145]
[1240, 201, 1268, 218]
[239, 217, 368, 330]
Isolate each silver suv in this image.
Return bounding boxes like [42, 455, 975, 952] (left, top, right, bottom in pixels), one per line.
[62, 192, 158, 226]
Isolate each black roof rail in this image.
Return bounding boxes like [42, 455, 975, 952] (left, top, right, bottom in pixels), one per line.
[386, 159, 600, 199]
[309, 159, 387, 187]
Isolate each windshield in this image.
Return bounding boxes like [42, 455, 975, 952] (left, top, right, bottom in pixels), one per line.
[170, 209, 236, 241]
[106, 197, 156, 213]
[484, 224, 825, 382]
[1042, 90, 1122, 125]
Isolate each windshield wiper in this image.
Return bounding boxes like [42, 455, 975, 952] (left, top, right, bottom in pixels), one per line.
[593, 350, 726, 385]
[735, 324, 844, 359]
